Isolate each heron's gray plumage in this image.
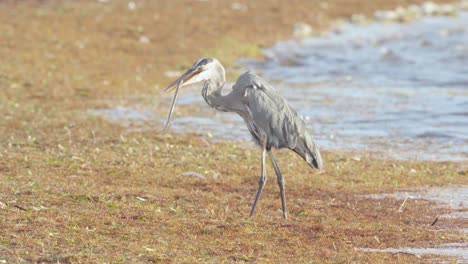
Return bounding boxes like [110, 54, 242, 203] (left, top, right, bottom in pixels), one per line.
[234, 72, 323, 170]
[164, 58, 323, 219]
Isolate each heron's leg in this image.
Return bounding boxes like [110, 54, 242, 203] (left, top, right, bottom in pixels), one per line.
[249, 141, 267, 218]
[268, 150, 287, 219]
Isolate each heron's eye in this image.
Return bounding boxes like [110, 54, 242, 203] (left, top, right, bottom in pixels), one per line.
[194, 58, 211, 69]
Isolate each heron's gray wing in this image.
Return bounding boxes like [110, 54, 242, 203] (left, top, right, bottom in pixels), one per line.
[236, 72, 323, 169]
[243, 80, 300, 149]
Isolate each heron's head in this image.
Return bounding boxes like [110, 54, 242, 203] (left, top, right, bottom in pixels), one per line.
[162, 57, 223, 131]
[164, 57, 223, 92]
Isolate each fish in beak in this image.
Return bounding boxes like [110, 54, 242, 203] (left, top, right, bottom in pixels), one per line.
[162, 66, 203, 131]
[163, 67, 202, 93]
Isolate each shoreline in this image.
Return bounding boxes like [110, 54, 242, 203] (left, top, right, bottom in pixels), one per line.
[104, 2, 468, 164]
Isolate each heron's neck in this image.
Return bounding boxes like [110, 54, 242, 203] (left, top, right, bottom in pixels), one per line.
[202, 78, 230, 112]
[201, 64, 244, 113]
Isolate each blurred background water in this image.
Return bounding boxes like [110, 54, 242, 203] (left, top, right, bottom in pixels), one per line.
[159, 13, 468, 161]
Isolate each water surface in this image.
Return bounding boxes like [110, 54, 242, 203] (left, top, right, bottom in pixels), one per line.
[94, 13, 468, 161]
[170, 13, 468, 161]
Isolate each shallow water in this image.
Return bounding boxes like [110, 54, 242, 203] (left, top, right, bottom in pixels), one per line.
[360, 186, 468, 261]
[91, 107, 155, 123]
[93, 13, 468, 161]
[179, 13, 468, 161]
[244, 13, 468, 161]
[358, 242, 468, 261]
[90, 107, 155, 129]
[361, 187, 468, 219]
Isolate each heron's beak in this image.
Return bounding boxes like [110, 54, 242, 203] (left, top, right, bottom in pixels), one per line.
[162, 67, 202, 131]
[164, 67, 202, 93]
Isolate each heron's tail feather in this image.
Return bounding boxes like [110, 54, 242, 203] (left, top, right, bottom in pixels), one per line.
[293, 133, 323, 170]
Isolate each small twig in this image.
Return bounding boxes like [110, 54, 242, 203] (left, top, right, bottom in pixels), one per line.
[391, 251, 420, 258]
[397, 196, 409, 212]
[14, 205, 27, 211]
[431, 216, 439, 226]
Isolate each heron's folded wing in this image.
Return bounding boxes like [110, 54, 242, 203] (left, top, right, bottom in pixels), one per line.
[241, 74, 305, 150]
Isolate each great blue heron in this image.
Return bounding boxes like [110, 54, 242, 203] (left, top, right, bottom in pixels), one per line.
[163, 58, 323, 219]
